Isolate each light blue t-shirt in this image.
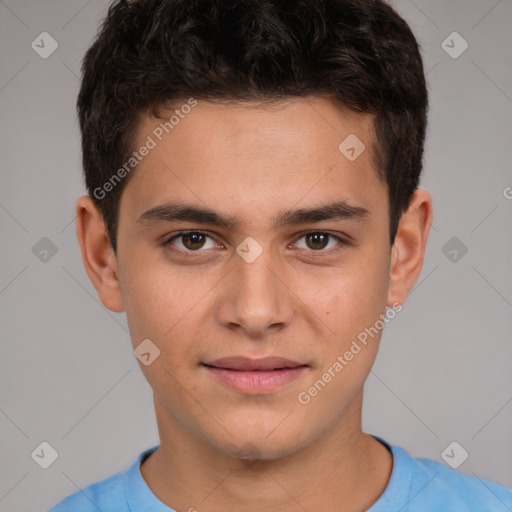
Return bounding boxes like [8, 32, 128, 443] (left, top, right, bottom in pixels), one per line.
[47, 435, 512, 511]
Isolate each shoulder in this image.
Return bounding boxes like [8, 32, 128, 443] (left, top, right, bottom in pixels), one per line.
[46, 470, 127, 512]
[412, 454, 512, 507]
[369, 436, 512, 512]
[44, 445, 162, 512]
[396, 442, 512, 511]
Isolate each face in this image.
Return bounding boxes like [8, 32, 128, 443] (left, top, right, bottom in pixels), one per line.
[83, 96, 420, 461]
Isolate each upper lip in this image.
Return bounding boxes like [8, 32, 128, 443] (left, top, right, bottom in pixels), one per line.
[202, 356, 307, 371]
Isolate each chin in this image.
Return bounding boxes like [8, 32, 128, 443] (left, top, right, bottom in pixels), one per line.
[209, 426, 308, 464]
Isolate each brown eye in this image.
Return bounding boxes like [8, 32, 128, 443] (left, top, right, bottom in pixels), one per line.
[305, 232, 329, 250]
[295, 232, 344, 252]
[166, 231, 216, 252]
[181, 232, 206, 250]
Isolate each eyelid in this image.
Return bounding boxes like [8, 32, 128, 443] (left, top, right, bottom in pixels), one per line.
[164, 229, 349, 255]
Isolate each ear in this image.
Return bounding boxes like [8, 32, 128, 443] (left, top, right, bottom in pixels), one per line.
[75, 195, 125, 312]
[386, 189, 433, 307]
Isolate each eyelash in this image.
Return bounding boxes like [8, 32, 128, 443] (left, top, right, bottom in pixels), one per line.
[163, 230, 348, 257]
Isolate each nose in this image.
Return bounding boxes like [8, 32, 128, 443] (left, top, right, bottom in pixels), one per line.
[215, 246, 296, 338]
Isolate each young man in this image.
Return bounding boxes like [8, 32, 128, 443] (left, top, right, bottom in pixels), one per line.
[48, 0, 512, 510]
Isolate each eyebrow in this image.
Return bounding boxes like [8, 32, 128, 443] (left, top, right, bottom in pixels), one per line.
[137, 200, 370, 230]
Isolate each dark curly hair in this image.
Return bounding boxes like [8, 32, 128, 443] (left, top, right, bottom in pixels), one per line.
[77, 0, 429, 253]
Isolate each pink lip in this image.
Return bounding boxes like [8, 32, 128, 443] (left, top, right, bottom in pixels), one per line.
[202, 356, 308, 394]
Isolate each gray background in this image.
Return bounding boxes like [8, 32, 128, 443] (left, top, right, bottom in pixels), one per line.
[0, 0, 511, 511]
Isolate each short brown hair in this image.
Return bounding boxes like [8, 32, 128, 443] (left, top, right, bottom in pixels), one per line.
[78, 0, 429, 253]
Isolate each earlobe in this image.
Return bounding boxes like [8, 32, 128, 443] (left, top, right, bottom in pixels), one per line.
[75, 195, 125, 312]
[386, 189, 433, 307]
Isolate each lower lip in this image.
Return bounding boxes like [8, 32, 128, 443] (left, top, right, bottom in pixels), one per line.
[203, 365, 308, 394]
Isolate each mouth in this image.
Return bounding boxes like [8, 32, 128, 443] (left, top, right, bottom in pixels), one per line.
[201, 356, 309, 394]
[202, 356, 307, 371]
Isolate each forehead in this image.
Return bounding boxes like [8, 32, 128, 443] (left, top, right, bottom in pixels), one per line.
[120, 96, 386, 229]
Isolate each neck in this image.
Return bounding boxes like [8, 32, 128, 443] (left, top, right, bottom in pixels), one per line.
[140, 392, 393, 512]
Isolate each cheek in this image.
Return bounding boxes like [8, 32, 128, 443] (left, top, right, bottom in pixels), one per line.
[299, 264, 388, 412]
[321, 257, 388, 317]
[307, 250, 390, 361]
[121, 261, 219, 372]
[120, 260, 191, 342]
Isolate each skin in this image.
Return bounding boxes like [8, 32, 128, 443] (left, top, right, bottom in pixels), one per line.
[76, 96, 432, 512]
